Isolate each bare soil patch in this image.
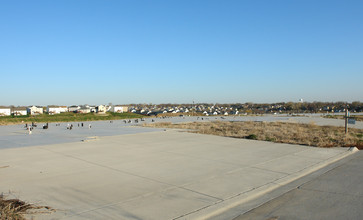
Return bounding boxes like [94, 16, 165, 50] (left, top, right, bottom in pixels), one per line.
[144, 121, 363, 148]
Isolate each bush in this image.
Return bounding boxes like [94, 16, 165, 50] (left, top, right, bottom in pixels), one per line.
[246, 134, 257, 140]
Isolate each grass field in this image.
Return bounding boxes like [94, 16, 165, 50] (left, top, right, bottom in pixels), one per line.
[144, 121, 363, 149]
[0, 112, 146, 125]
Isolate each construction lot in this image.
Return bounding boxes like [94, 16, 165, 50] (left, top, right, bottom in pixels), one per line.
[0, 120, 358, 219]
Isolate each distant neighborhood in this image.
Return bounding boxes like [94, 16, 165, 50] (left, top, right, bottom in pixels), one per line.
[0, 105, 128, 117]
[0, 101, 362, 117]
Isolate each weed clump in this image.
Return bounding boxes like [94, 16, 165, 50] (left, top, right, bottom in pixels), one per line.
[265, 137, 276, 142]
[0, 194, 54, 220]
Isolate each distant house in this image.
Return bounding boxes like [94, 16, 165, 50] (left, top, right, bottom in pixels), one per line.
[47, 105, 68, 114]
[68, 105, 80, 112]
[12, 107, 27, 116]
[89, 106, 97, 113]
[27, 106, 43, 115]
[0, 106, 11, 116]
[110, 105, 128, 113]
[97, 105, 107, 113]
[78, 106, 91, 114]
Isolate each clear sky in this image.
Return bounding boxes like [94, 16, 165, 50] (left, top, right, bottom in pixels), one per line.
[1, 0, 362, 106]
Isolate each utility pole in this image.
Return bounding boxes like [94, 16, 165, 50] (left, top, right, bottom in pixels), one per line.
[192, 100, 195, 117]
[345, 105, 348, 134]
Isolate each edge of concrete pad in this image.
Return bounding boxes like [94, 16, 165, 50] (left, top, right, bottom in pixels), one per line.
[183, 147, 359, 220]
[213, 149, 362, 220]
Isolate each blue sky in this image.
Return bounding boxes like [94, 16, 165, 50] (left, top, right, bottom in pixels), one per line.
[1, 0, 362, 106]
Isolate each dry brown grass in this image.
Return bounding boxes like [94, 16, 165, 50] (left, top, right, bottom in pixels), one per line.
[324, 115, 363, 122]
[144, 121, 363, 148]
[0, 194, 54, 220]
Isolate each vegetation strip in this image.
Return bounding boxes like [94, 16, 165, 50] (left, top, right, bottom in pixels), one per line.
[0, 112, 145, 125]
[144, 121, 363, 149]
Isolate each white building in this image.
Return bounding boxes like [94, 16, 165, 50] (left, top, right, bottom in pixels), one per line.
[12, 107, 27, 116]
[110, 105, 128, 113]
[78, 106, 91, 114]
[0, 106, 11, 116]
[47, 105, 68, 114]
[89, 106, 96, 113]
[97, 105, 107, 113]
[27, 106, 43, 115]
[68, 105, 80, 112]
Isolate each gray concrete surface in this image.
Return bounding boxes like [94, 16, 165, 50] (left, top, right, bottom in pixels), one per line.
[1, 114, 362, 150]
[232, 151, 363, 220]
[0, 128, 357, 220]
[0, 120, 163, 149]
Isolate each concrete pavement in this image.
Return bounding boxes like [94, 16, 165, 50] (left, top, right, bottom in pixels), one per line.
[0, 120, 163, 149]
[0, 128, 357, 220]
[1, 114, 362, 150]
[232, 151, 363, 220]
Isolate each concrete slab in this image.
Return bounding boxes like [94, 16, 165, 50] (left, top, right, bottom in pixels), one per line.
[0, 129, 357, 220]
[72, 187, 220, 220]
[2, 114, 362, 150]
[0, 121, 163, 149]
[183, 167, 286, 200]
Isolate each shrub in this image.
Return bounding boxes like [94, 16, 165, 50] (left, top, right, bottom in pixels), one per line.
[246, 134, 257, 140]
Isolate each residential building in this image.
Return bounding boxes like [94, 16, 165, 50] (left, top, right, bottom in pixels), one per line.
[27, 106, 43, 115]
[78, 105, 91, 114]
[110, 105, 128, 113]
[12, 107, 27, 116]
[0, 106, 11, 116]
[97, 105, 107, 113]
[68, 105, 80, 112]
[47, 105, 68, 114]
[89, 106, 96, 113]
